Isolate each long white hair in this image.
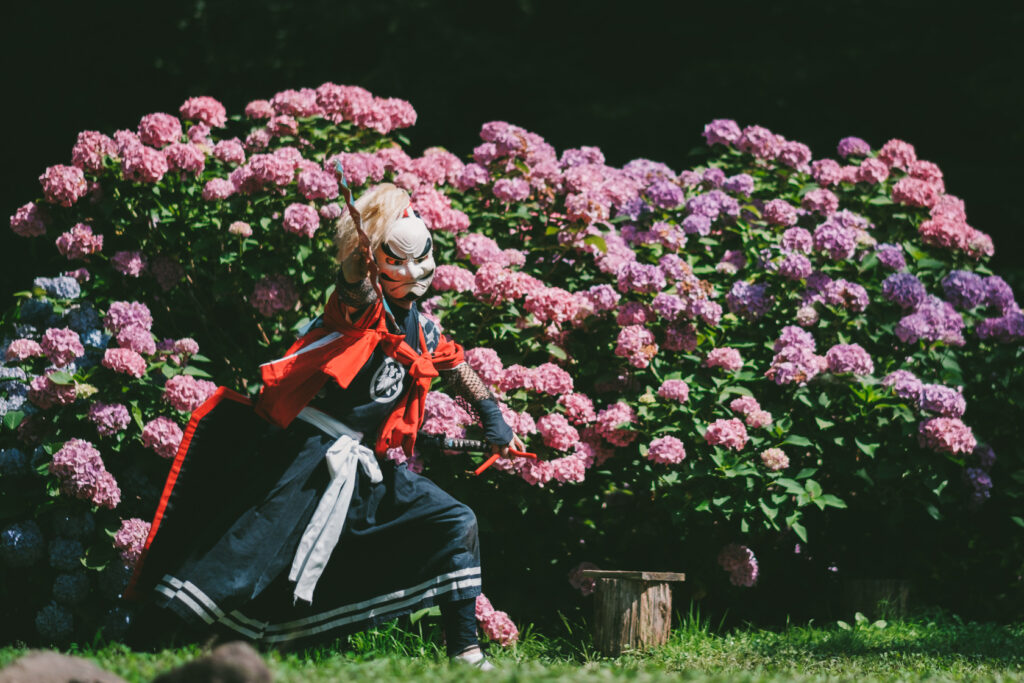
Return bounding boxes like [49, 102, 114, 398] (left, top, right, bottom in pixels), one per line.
[332, 183, 411, 263]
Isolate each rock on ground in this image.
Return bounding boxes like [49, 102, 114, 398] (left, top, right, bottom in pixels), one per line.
[152, 641, 271, 683]
[0, 651, 128, 683]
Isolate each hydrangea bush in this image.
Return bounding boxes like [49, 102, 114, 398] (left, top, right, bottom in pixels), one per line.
[3, 85, 1022, 643]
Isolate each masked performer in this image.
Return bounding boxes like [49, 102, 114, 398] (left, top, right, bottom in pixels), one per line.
[130, 183, 524, 668]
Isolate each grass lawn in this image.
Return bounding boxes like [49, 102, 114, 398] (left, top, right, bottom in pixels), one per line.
[2, 611, 1022, 681]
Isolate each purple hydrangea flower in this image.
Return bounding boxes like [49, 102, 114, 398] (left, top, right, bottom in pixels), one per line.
[941, 270, 987, 310]
[726, 281, 773, 320]
[723, 173, 754, 195]
[616, 262, 666, 294]
[883, 370, 924, 402]
[882, 273, 927, 310]
[983, 276, 1017, 313]
[837, 136, 871, 158]
[918, 383, 967, 417]
[895, 296, 965, 346]
[813, 219, 858, 261]
[875, 243, 906, 270]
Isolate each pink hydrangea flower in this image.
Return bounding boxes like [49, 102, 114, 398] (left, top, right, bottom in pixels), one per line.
[704, 418, 748, 451]
[493, 177, 531, 202]
[6, 338, 44, 362]
[113, 518, 152, 566]
[918, 417, 976, 455]
[282, 203, 320, 237]
[39, 165, 88, 207]
[105, 301, 153, 334]
[56, 223, 103, 260]
[568, 561, 600, 596]
[213, 139, 246, 165]
[524, 287, 579, 326]
[102, 348, 148, 378]
[431, 265, 476, 293]
[802, 188, 839, 215]
[164, 143, 206, 177]
[856, 157, 890, 184]
[111, 250, 147, 277]
[878, 138, 917, 170]
[717, 543, 758, 587]
[760, 447, 789, 471]
[763, 199, 798, 227]
[251, 275, 299, 317]
[40, 328, 84, 367]
[892, 177, 940, 208]
[121, 144, 169, 183]
[705, 347, 743, 372]
[179, 96, 227, 127]
[647, 435, 687, 465]
[71, 131, 118, 172]
[10, 202, 48, 238]
[615, 325, 658, 369]
[297, 169, 339, 201]
[138, 112, 182, 148]
[537, 414, 580, 452]
[531, 363, 574, 395]
[163, 374, 217, 412]
[422, 391, 472, 440]
[825, 343, 874, 376]
[202, 178, 235, 201]
[475, 594, 518, 646]
[116, 325, 157, 355]
[729, 396, 761, 415]
[49, 439, 120, 509]
[142, 416, 184, 459]
[657, 379, 690, 402]
[745, 410, 774, 429]
[88, 402, 131, 437]
[557, 392, 596, 425]
[595, 402, 638, 447]
[228, 221, 253, 237]
[28, 374, 77, 409]
[464, 347, 504, 386]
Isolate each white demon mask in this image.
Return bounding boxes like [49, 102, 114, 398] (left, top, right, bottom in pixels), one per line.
[374, 207, 435, 304]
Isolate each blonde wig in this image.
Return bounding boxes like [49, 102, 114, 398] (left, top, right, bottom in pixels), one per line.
[333, 183, 412, 263]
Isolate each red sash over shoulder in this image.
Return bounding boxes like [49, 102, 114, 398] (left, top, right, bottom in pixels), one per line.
[255, 292, 464, 457]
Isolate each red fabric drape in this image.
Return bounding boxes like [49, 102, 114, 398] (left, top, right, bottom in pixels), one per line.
[255, 293, 463, 456]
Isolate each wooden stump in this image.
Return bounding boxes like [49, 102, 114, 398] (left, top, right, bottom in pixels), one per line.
[582, 570, 686, 656]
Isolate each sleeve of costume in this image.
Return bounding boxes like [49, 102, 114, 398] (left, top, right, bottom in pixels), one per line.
[336, 273, 378, 312]
[438, 349, 514, 447]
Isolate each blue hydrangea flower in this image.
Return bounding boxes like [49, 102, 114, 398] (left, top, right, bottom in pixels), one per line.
[81, 329, 111, 349]
[1, 520, 45, 568]
[0, 448, 29, 476]
[20, 299, 53, 325]
[48, 537, 84, 572]
[53, 571, 91, 605]
[47, 276, 82, 300]
[66, 304, 100, 333]
[52, 510, 96, 540]
[96, 563, 133, 600]
[35, 602, 74, 642]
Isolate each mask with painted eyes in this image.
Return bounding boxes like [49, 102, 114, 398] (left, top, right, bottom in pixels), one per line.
[374, 208, 435, 303]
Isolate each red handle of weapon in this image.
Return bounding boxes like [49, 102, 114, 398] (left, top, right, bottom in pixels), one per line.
[473, 447, 537, 477]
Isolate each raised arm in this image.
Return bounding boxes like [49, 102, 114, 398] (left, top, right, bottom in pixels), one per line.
[439, 362, 525, 454]
[336, 248, 378, 314]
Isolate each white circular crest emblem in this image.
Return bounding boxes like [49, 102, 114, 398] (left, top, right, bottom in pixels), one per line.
[369, 357, 405, 403]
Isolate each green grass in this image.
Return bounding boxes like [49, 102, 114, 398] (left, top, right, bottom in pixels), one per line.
[3, 611, 1023, 682]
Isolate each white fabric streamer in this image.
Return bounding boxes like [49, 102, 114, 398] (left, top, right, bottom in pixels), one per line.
[289, 407, 382, 604]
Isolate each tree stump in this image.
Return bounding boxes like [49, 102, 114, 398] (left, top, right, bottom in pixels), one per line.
[582, 570, 686, 656]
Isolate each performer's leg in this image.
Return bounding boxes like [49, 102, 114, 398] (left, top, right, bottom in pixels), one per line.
[440, 597, 478, 657]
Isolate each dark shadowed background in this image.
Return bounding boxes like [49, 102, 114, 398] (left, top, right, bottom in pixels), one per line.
[2, 0, 1022, 295]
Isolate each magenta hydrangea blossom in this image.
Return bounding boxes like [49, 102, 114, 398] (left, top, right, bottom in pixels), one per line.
[55, 224, 103, 260]
[40, 328, 84, 367]
[705, 347, 743, 371]
[595, 402, 638, 447]
[87, 402, 131, 437]
[138, 113, 183, 148]
[475, 594, 518, 646]
[918, 384, 966, 418]
[179, 96, 227, 127]
[837, 136, 871, 158]
[647, 435, 687, 465]
[142, 416, 184, 459]
[113, 518, 151, 565]
[615, 325, 658, 369]
[251, 274, 299, 317]
[656, 379, 690, 403]
[883, 370, 924, 402]
[825, 343, 874, 376]
[537, 414, 580, 452]
[49, 439, 120, 509]
[717, 543, 758, 587]
[760, 448, 789, 471]
[111, 251, 147, 277]
[105, 301, 153, 333]
[101, 348, 147, 378]
[39, 165, 88, 207]
[918, 417, 976, 455]
[163, 375, 217, 413]
[6, 338, 44, 362]
[704, 418, 748, 451]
